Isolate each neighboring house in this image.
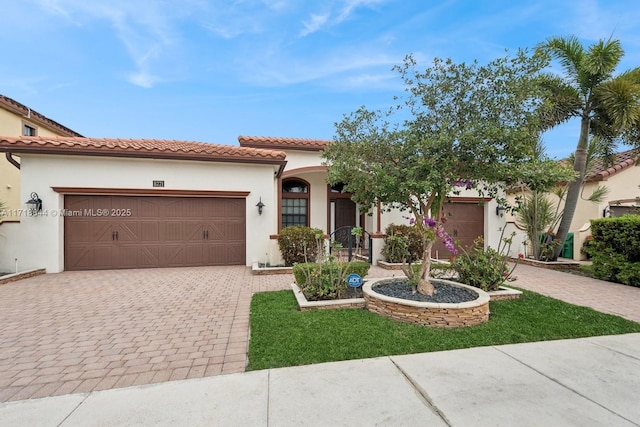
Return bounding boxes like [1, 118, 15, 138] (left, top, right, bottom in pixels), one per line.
[0, 133, 507, 273]
[0, 94, 82, 212]
[506, 149, 640, 260]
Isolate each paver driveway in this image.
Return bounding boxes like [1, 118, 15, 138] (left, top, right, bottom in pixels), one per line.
[0, 266, 290, 402]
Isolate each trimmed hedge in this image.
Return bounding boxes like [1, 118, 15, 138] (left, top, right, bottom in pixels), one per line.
[277, 226, 325, 266]
[588, 216, 640, 286]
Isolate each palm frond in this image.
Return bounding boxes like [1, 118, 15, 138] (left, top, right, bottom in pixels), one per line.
[583, 37, 623, 78]
[592, 77, 640, 131]
[536, 73, 582, 129]
[584, 184, 609, 203]
[538, 36, 584, 84]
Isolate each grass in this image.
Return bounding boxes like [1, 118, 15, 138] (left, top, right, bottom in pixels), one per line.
[247, 288, 640, 371]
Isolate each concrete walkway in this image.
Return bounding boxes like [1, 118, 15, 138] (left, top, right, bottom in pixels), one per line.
[1, 333, 639, 426]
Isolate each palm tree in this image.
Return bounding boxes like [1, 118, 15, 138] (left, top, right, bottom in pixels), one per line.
[537, 35, 640, 260]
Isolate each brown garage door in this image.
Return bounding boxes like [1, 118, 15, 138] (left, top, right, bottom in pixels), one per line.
[431, 202, 484, 259]
[64, 195, 246, 270]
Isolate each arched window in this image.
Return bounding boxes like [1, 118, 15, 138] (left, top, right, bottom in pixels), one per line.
[282, 178, 309, 228]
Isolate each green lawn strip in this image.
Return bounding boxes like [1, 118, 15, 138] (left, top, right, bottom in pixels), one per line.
[247, 289, 640, 371]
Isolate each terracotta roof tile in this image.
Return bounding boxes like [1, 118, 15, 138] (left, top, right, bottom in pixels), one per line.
[586, 149, 638, 181]
[0, 94, 83, 137]
[0, 136, 287, 165]
[238, 135, 330, 151]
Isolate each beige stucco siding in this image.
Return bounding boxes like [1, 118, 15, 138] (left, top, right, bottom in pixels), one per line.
[0, 108, 74, 212]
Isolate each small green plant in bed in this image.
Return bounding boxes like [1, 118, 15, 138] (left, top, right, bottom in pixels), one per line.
[248, 289, 640, 371]
[293, 261, 370, 300]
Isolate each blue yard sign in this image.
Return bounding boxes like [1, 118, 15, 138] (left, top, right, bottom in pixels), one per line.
[346, 273, 363, 288]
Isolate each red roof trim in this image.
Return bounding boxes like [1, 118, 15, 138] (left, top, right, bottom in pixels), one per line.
[0, 95, 82, 137]
[0, 136, 287, 167]
[238, 135, 330, 152]
[586, 150, 638, 181]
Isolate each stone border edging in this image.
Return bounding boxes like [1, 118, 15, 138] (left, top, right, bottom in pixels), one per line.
[251, 262, 293, 275]
[363, 278, 490, 327]
[0, 268, 46, 286]
[291, 283, 365, 311]
[488, 286, 522, 300]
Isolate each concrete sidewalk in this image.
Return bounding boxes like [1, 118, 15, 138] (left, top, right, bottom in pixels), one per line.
[1, 333, 639, 427]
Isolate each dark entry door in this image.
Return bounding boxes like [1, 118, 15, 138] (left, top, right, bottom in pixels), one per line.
[333, 199, 357, 248]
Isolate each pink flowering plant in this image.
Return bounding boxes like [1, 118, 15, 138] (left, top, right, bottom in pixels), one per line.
[323, 51, 561, 295]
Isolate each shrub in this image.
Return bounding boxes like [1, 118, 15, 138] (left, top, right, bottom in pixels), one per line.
[450, 236, 515, 292]
[382, 224, 425, 262]
[277, 226, 325, 266]
[293, 261, 371, 300]
[580, 235, 594, 259]
[381, 233, 409, 263]
[588, 216, 640, 286]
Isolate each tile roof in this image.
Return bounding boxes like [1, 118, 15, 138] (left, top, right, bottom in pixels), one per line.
[238, 135, 330, 151]
[586, 149, 638, 181]
[0, 136, 287, 166]
[0, 94, 83, 137]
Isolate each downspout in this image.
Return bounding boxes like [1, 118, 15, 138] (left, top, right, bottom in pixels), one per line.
[5, 153, 20, 170]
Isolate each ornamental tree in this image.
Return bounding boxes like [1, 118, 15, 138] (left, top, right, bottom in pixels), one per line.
[323, 51, 570, 296]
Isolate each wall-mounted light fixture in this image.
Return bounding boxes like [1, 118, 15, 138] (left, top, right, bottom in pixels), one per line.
[256, 197, 265, 215]
[26, 192, 42, 215]
[496, 206, 506, 217]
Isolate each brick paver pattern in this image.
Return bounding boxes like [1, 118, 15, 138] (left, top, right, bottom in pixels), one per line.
[511, 263, 640, 323]
[1, 263, 638, 403]
[0, 266, 292, 402]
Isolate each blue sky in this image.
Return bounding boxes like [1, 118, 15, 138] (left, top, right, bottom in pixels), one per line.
[1, 0, 638, 159]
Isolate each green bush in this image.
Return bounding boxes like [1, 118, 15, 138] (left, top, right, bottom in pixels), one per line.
[277, 226, 325, 266]
[580, 235, 594, 259]
[382, 224, 425, 262]
[450, 238, 509, 292]
[293, 261, 370, 300]
[588, 216, 640, 286]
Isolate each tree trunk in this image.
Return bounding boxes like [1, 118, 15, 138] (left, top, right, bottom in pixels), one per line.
[416, 240, 435, 296]
[553, 115, 590, 260]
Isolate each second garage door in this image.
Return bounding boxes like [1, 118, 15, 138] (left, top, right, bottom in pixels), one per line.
[64, 195, 246, 270]
[431, 202, 484, 259]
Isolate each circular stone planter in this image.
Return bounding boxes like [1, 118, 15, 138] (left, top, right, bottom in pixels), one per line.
[362, 278, 490, 328]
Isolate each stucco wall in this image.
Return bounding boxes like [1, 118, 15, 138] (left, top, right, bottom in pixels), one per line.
[13, 154, 279, 272]
[283, 150, 324, 170]
[0, 221, 20, 273]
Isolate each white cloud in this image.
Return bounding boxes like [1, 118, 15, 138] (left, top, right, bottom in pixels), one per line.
[300, 13, 330, 37]
[239, 46, 399, 89]
[299, 0, 388, 37]
[335, 0, 386, 24]
[127, 70, 162, 88]
[34, 0, 181, 88]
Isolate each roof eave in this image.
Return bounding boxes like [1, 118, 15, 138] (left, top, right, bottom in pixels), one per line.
[0, 146, 287, 166]
[240, 142, 326, 152]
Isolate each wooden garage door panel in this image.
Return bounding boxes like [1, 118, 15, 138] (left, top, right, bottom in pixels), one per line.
[432, 202, 484, 260]
[65, 195, 246, 270]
